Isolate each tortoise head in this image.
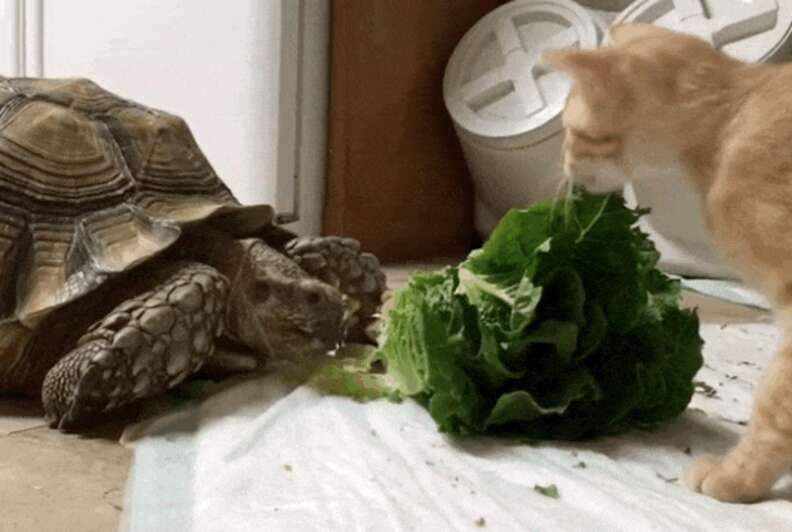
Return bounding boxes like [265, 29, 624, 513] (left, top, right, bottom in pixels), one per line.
[224, 239, 351, 360]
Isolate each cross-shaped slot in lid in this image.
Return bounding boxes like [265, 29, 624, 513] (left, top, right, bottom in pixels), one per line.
[462, 19, 580, 118]
[672, 0, 778, 47]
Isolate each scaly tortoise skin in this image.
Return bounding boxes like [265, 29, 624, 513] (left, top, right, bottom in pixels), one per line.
[0, 76, 386, 430]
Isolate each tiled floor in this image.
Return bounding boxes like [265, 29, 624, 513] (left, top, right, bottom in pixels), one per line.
[0, 261, 770, 532]
[0, 411, 129, 532]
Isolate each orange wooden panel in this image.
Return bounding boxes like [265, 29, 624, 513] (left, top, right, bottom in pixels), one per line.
[324, 1, 504, 261]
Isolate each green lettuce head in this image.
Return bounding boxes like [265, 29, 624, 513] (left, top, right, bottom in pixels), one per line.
[310, 192, 703, 439]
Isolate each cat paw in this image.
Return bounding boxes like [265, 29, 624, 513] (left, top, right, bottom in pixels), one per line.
[685, 456, 766, 503]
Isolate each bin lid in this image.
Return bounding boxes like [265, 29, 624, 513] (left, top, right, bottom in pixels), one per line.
[444, 0, 599, 143]
[575, 0, 634, 12]
[612, 0, 792, 63]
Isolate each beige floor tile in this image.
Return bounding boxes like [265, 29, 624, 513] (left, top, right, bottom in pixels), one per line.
[0, 422, 131, 532]
[0, 398, 45, 436]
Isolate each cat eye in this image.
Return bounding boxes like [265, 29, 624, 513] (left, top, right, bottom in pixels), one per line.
[569, 128, 619, 145]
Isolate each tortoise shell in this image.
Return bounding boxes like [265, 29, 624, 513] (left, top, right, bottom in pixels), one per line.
[0, 76, 274, 331]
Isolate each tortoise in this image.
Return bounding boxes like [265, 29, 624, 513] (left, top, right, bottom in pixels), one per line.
[0, 76, 386, 430]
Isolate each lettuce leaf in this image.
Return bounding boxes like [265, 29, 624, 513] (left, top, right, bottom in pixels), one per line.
[309, 192, 704, 439]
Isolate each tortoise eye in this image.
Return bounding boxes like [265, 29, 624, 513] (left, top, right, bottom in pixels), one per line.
[254, 280, 271, 301]
[306, 290, 322, 305]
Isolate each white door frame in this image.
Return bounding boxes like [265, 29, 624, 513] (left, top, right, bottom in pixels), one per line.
[0, 0, 329, 236]
[278, 0, 330, 236]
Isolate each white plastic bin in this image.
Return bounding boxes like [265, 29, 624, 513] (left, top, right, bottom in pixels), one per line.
[443, 0, 601, 235]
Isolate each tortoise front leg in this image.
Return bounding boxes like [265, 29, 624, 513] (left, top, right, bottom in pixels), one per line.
[42, 262, 229, 431]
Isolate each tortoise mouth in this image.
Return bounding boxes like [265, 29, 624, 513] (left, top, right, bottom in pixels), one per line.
[284, 331, 343, 360]
[291, 312, 348, 356]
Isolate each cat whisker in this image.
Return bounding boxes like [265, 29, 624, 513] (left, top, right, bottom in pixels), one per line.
[553, 176, 569, 200]
[550, 176, 571, 223]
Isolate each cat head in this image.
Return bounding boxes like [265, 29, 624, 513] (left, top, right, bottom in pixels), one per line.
[542, 23, 734, 193]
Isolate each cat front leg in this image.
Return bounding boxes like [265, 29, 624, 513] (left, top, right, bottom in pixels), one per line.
[686, 335, 792, 502]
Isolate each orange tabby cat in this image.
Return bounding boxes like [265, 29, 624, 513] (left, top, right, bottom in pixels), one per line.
[543, 23, 792, 503]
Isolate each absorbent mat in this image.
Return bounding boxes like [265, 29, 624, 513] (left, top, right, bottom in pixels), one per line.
[119, 321, 792, 532]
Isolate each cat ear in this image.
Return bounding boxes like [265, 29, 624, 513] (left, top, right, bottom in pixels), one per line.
[607, 23, 674, 46]
[540, 48, 612, 84]
[542, 49, 599, 70]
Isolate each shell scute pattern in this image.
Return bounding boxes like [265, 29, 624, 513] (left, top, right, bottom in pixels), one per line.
[0, 77, 268, 381]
